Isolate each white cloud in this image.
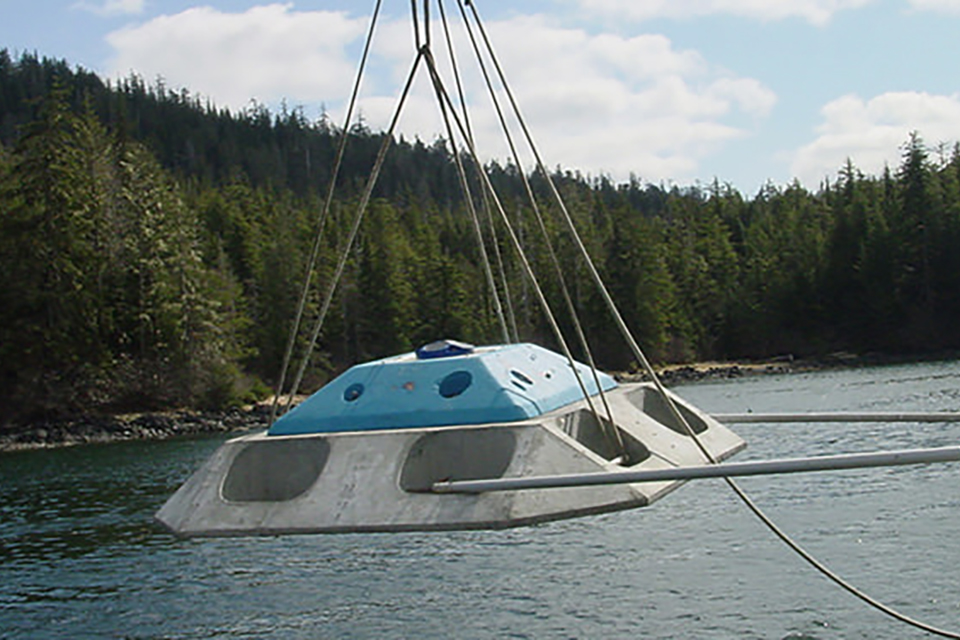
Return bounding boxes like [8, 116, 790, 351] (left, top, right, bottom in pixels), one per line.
[573, 0, 874, 25]
[907, 0, 960, 12]
[355, 15, 776, 183]
[103, 7, 775, 184]
[472, 17, 774, 182]
[706, 77, 778, 117]
[790, 91, 960, 185]
[105, 4, 367, 111]
[75, 0, 145, 16]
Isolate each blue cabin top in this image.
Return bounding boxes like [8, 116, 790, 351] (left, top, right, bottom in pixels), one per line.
[268, 342, 618, 435]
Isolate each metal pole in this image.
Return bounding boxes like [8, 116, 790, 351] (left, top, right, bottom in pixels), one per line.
[714, 412, 960, 424]
[432, 445, 960, 493]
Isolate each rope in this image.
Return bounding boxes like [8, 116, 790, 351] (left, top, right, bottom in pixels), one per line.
[437, 0, 518, 342]
[422, 50, 610, 436]
[282, 50, 427, 412]
[410, 0, 421, 51]
[727, 478, 960, 638]
[461, 1, 960, 635]
[436, 0, 511, 343]
[266, 1, 958, 632]
[422, 0, 431, 48]
[440, 3, 520, 340]
[269, 0, 384, 426]
[454, 0, 625, 457]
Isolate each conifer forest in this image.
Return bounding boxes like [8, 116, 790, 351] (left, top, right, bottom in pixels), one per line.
[3, 50, 960, 421]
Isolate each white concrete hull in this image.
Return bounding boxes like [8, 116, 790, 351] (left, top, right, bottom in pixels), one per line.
[156, 383, 744, 536]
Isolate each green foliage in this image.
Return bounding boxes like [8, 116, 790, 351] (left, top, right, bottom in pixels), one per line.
[4, 50, 960, 421]
[0, 76, 249, 418]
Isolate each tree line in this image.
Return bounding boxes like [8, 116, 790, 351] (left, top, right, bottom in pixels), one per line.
[2, 50, 960, 422]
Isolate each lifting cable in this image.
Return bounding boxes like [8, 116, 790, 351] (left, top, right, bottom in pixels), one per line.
[385, 0, 614, 450]
[269, 0, 385, 425]
[428, 72, 508, 344]
[435, 0, 512, 344]
[437, 0, 519, 343]
[282, 49, 427, 413]
[283, 50, 426, 411]
[451, 0, 623, 456]
[270, 0, 957, 633]
[460, 0, 960, 636]
[421, 48, 613, 444]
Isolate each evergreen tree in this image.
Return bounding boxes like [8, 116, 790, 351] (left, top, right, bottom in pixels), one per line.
[600, 201, 680, 366]
[896, 132, 934, 317]
[7, 50, 960, 421]
[0, 81, 103, 415]
[663, 190, 739, 359]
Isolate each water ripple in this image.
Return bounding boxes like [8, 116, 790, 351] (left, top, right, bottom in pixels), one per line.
[2, 368, 960, 639]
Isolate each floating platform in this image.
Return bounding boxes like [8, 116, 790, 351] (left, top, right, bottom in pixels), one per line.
[156, 343, 745, 536]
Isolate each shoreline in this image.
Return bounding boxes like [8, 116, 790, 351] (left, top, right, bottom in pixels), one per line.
[0, 405, 271, 453]
[629, 349, 960, 385]
[2, 351, 956, 453]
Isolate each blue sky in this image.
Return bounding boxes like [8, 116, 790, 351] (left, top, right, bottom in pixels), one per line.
[3, 0, 960, 195]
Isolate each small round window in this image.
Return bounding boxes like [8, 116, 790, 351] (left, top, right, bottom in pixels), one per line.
[343, 383, 365, 402]
[439, 371, 472, 398]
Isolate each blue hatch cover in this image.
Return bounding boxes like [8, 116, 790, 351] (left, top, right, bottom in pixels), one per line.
[415, 339, 475, 360]
[267, 343, 618, 436]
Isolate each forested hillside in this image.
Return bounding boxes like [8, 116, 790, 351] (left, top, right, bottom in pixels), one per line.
[3, 50, 960, 421]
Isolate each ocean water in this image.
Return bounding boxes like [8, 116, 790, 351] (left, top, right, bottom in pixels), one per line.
[1, 361, 959, 639]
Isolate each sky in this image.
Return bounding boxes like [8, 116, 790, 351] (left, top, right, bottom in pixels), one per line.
[3, 0, 960, 195]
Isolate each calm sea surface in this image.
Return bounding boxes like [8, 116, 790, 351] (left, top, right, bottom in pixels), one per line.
[2, 362, 959, 639]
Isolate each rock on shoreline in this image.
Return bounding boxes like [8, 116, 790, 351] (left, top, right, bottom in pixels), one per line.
[2, 367, 773, 452]
[618, 359, 796, 385]
[2, 350, 951, 453]
[0, 405, 271, 452]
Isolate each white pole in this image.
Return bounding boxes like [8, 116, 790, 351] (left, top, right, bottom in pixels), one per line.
[432, 445, 960, 494]
[714, 412, 960, 423]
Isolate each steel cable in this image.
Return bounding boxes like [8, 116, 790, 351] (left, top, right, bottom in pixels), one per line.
[461, 1, 960, 635]
[435, 0, 511, 344]
[282, 50, 427, 412]
[270, 0, 384, 425]
[452, 0, 624, 455]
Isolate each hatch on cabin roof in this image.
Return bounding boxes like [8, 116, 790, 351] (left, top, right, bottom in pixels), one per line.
[267, 341, 618, 435]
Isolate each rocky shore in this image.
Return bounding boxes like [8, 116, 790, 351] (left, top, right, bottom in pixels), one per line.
[0, 404, 271, 452]
[2, 350, 954, 453]
[628, 361, 790, 385]
[622, 349, 959, 385]
[0, 362, 785, 453]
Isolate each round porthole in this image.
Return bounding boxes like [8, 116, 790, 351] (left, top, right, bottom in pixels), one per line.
[439, 371, 472, 398]
[343, 383, 365, 402]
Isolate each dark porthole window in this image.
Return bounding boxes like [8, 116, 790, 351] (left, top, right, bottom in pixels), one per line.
[439, 371, 472, 398]
[343, 383, 365, 402]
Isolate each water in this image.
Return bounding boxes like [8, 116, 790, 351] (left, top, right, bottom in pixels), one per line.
[2, 362, 959, 639]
